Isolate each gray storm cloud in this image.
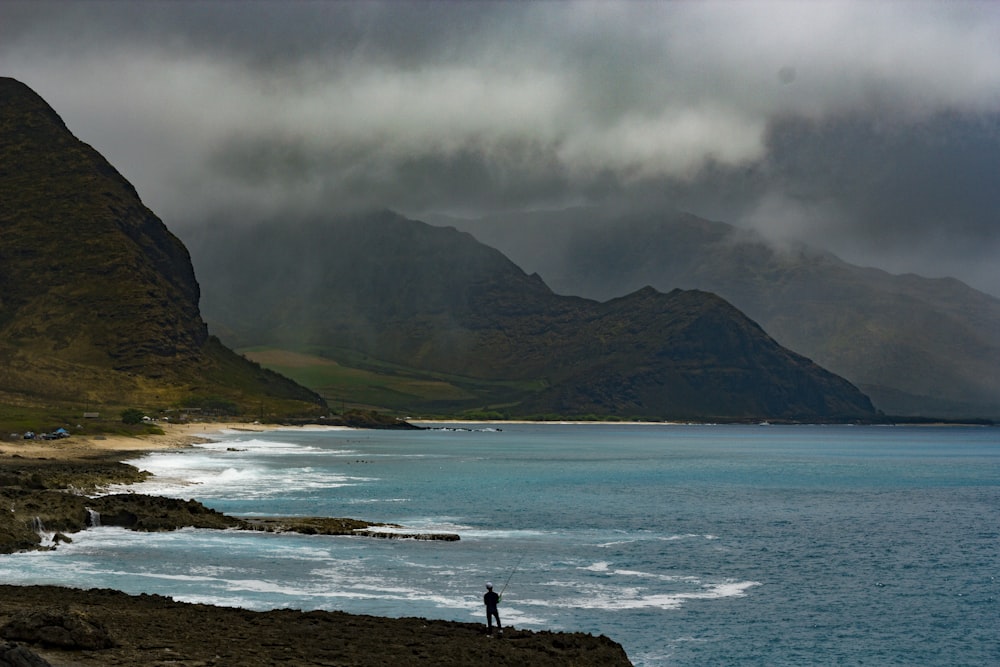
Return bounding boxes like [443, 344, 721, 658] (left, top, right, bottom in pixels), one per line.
[2, 0, 999, 295]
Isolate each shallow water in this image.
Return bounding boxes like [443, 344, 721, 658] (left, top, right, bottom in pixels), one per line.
[2, 424, 997, 666]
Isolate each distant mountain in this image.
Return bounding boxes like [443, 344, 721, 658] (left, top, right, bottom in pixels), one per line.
[0, 77, 324, 415]
[188, 211, 875, 421]
[440, 205, 1000, 419]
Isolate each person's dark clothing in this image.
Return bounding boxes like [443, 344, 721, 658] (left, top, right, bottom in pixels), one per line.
[484, 590, 501, 631]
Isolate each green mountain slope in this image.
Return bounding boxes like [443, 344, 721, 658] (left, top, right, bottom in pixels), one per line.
[0, 77, 324, 415]
[445, 205, 1000, 419]
[189, 211, 875, 421]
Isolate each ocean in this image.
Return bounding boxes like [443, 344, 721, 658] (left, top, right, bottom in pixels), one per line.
[2, 423, 997, 666]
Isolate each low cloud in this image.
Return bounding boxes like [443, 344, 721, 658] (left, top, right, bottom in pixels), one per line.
[2, 1, 999, 294]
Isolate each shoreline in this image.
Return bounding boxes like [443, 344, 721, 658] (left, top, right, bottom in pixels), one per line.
[0, 420, 634, 665]
[0, 421, 275, 461]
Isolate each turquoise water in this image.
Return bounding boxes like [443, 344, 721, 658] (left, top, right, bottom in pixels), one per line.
[2, 424, 997, 666]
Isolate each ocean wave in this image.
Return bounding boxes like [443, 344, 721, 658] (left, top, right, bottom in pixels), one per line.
[168, 594, 268, 609]
[527, 578, 760, 611]
[108, 454, 374, 498]
[344, 497, 411, 504]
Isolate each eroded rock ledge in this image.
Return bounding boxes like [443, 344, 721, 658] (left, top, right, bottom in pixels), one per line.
[0, 458, 458, 553]
[2, 491, 460, 553]
[0, 585, 633, 666]
[244, 517, 461, 541]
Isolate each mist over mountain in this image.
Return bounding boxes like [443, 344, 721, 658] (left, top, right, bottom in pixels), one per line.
[437, 204, 1000, 419]
[0, 77, 324, 414]
[187, 210, 875, 421]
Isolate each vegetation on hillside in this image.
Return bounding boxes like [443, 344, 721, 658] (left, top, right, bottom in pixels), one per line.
[0, 77, 326, 420]
[191, 211, 877, 421]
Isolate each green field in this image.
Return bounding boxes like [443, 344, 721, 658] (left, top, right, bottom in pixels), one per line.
[239, 346, 544, 417]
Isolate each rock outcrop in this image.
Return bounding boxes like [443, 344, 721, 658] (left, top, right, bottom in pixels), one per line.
[0, 586, 634, 666]
[0, 640, 52, 667]
[1, 610, 114, 650]
[0, 458, 460, 552]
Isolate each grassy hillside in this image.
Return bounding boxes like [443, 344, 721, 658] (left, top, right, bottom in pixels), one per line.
[0, 77, 326, 422]
[240, 347, 544, 417]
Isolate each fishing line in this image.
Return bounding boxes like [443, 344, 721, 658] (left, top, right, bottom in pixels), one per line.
[499, 553, 526, 598]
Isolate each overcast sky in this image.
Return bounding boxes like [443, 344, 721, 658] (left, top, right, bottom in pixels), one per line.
[3, 1, 999, 297]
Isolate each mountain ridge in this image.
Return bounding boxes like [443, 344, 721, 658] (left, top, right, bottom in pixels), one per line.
[440, 205, 1000, 419]
[189, 210, 876, 421]
[0, 77, 325, 415]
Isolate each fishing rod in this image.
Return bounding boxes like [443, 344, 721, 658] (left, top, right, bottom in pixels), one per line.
[499, 553, 526, 600]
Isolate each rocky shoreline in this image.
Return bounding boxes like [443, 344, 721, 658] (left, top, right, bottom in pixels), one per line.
[0, 585, 632, 666]
[0, 440, 632, 665]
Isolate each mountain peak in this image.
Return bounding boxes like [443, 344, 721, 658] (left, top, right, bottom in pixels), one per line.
[0, 77, 65, 125]
[446, 205, 1000, 419]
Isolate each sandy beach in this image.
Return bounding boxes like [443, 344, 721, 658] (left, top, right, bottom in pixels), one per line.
[0, 421, 269, 460]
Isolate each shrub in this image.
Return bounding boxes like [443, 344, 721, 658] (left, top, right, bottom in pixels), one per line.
[120, 408, 145, 425]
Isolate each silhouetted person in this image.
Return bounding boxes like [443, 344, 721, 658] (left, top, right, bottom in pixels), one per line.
[484, 582, 502, 634]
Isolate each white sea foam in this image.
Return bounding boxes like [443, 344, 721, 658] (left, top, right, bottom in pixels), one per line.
[451, 527, 558, 540]
[170, 594, 274, 610]
[188, 565, 246, 577]
[596, 539, 639, 547]
[597, 532, 715, 548]
[195, 437, 321, 453]
[534, 575, 761, 611]
[107, 571, 220, 583]
[109, 442, 375, 498]
[222, 578, 321, 596]
[573, 561, 731, 586]
[608, 569, 702, 583]
[660, 533, 717, 541]
[536, 564, 761, 611]
[339, 515, 476, 534]
[345, 497, 411, 504]
[366, 517, 476, 534]
[583, 561, 612, 572]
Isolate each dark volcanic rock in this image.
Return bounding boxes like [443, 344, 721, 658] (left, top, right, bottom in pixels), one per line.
[0, 641, 52, 667]
[1, 610, 114, 650]
[88, 494, 242, 531]
[241, 516, 460, 540]
[0, 586, 633, 666]
[243, 516, 382, 535]
[357, 529, 461, 541]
